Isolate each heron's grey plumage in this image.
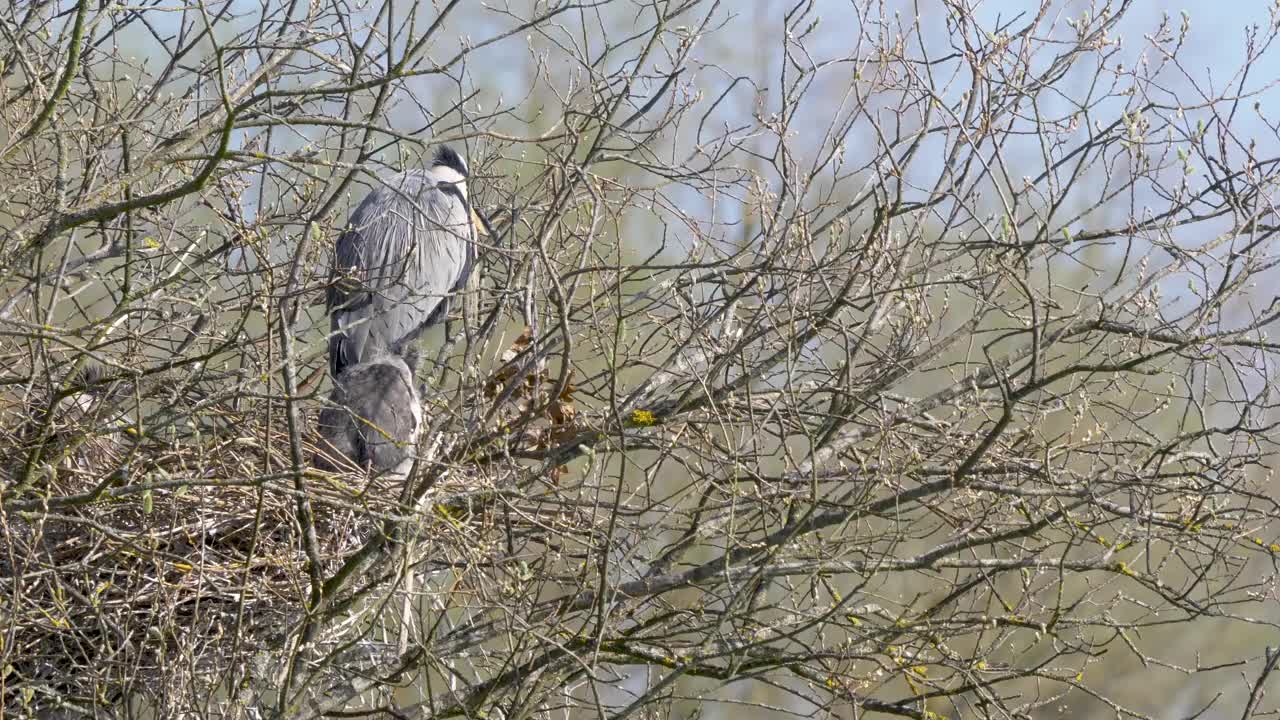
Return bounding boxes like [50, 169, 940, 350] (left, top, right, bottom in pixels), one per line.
[327, 145, 482, 378]
[316, 354, 422, 476]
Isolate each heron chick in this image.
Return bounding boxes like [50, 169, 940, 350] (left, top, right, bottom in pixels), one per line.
[316, 354, 422, 477]
[327, 145, 492, 378]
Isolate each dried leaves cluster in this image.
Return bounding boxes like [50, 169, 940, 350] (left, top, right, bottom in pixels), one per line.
[484, 325, 581, 481]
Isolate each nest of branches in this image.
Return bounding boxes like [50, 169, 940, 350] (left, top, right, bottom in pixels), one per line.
[0, 371, 391, 712]
[0, 323, 583, 714]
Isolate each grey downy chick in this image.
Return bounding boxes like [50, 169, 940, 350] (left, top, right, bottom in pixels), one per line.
[316, 354, 422, 477]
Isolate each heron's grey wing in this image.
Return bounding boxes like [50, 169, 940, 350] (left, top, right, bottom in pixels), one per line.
[327, 217, 373, 376]
[328, 187, 392, 376]
[316, 357, 420, 474]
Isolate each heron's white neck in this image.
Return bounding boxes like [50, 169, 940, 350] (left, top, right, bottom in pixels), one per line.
[431, 166, 468, 196]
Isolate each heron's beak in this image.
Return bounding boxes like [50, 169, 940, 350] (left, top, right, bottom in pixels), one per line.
[471, 207, 493, 238]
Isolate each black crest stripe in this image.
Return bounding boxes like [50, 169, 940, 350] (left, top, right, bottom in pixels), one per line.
[433, 145, 468, 177]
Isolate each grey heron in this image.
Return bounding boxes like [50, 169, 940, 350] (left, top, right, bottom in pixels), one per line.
[316, 353, 422, 477]
[327, 145, 493, 378]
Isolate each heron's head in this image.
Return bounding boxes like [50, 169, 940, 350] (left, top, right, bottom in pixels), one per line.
[432, 144, 490, 237]
[432, 145, 469, 182]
